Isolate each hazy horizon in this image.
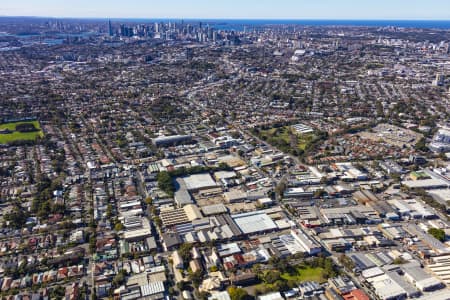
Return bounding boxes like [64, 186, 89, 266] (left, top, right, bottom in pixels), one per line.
[1, 16, 450, 21]
[1, 0, 450, 20]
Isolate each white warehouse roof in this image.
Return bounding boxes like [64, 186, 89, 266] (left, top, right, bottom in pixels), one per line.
[183, 173, 218, 191]
[232, 211, 277, 235]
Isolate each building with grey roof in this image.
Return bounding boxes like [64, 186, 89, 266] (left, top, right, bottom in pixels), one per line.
[217, 242, 241, 257]
[349, 253, 377, 272]
[201, 204, 228, 216]
[402, 263, 445, 292]
[416, 289, 450, 300]
[216, 214, 242, 236]
[402, 179, 448, 190]
[366, 273, 407, 300]
[183, 173, 218, 191]
[209, 291, 231, 300]
[387, 270, 421, 298]
[404, 224, 450, 255]
[232, 211, 278, 235]
[140, 281, 166, 298]
[152, 135, 193, 147]
[427, 254, 450, 285]
[328, 276, 357, 294]
[161, 233, 182, 251]
[174, 178, 193, 206]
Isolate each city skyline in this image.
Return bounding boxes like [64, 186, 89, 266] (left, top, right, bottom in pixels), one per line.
[1, 0, 450, 20]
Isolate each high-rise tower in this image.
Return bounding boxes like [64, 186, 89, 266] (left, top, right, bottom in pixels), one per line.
[108, 20, 113, 36]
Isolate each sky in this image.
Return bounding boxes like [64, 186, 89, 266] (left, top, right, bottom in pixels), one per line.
[1, 0, 450, 20]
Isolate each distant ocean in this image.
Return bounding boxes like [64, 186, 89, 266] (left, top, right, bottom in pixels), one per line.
[2, 17, 450, 32]
[117, 19, 450, 31]
[1, 16, 450, 29]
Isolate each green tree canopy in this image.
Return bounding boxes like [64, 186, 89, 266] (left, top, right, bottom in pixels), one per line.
[428, 228, 446, 242]
[227, 286, 253, 300]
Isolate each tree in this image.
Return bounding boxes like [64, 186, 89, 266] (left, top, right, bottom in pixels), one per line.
[274, 279, 288, 291]
[153, 216, 162, 228]
[37, 200, 51, 219]
[415, 137, 429, 153]
[114, 222, 124, 231]
[178, 243, 193, 262]
[106, 204, 113, 218]
[196, 291, 210, 300]
[112, 269, 127, 287]
[209, 265, 218, 272]
[157, 171, 175, 196]
[314, 189, 326, 198]
[323, 257, 338, 278]
[31, 197, 40, 213]
[4, 206, 28, 229]
[228, 286, 253, 300]
[50, 285, 66, 299]
[275, 180, 287, 197]
[393, 257, 407, 265]
[252, 264, 262, 274]
[52, 203, 65, 215]
[89, 236, 97, 254]
[168, 287, 176, 296]
[293, 252, 305, 260]
[189, 270, 204, 288]
[262, 270, 281, 284]
[268, 256, 289, 273]
[428, 228, 446, 242]
[145, 197, 153, 205]
[176, 281, 189, 291]
[339, 254, 355, 272]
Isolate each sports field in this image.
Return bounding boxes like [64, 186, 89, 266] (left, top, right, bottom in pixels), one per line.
[0, 121, 44, 144]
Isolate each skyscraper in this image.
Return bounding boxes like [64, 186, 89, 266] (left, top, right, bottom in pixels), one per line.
[433, 73, 445, 86]
[108, 20, 113, 36]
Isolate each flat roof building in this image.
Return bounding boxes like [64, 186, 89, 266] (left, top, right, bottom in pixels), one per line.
[174, 178, 194, 207]
[291, 229, 322, 255]
[366, 273, 407, 300]
[123, 217, 152, 242]
[201, 204, 228, 216]
[159, 205, 202, 228]
[404, 224, 450, 255]
[183, 173, 218, 191]
[428, 254, 450, 285]
[292, 123, 314, 134]
[402, 179, 448, 190]
[153, 135, 193, 147]
[402, 263, 444, 292]
[387, 199, 436, 219]
[257, 292, 284, 300]
[232, 211, 277, 235]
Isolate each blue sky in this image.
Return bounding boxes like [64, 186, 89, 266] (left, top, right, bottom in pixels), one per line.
[1, 0, 450, 19]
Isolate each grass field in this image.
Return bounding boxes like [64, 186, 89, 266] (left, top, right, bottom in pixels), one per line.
[258, 126, 316, 154]
[0, 121, 44, 144]
[247, 266, 326, 296]
[281, 266, 326, 283]
[296, 133, 315, 151]
[260, 126, 291, 143]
